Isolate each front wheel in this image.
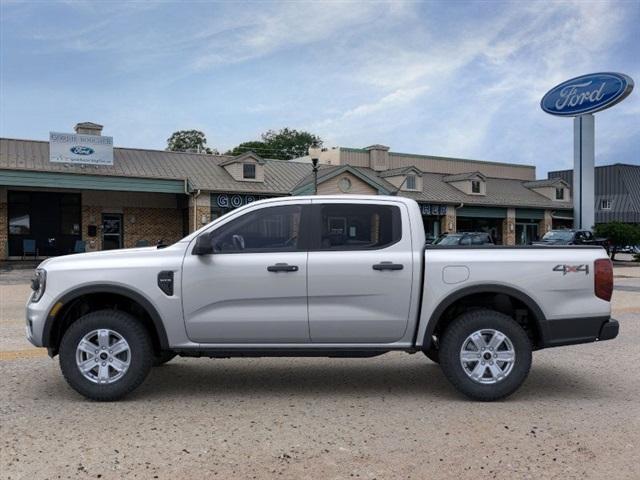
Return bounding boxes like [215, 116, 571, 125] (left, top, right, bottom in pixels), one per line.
[59, 310, 153, 401]
[439, 309, 532, 401]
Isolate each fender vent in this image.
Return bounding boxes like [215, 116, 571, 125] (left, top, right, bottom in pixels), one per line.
[157, 271, 174, 296]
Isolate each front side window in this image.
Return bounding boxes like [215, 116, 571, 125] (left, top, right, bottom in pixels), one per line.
[315, 203, 401, 250]
[600, 199, 611, 210]
[243, 163, 256, 179]
[471, 180, 481, 193]
[555, 188, 564, 200]
[211, 205, 302, 253]
[405, 174, 416, 190]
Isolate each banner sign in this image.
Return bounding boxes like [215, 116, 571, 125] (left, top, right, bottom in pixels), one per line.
[49, 132, 114, 165]
[212, 193, 270, 209]
[540, 72, 634, 117]
[420, 204, 447, 216]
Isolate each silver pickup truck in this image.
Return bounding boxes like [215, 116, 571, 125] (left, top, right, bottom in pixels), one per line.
[26, 196, 618, 401]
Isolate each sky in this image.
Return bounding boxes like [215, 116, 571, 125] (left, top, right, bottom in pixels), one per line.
[0, 0, 638, 177]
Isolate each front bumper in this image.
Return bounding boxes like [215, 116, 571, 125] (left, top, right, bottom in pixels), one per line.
[544, 316, 619, 348]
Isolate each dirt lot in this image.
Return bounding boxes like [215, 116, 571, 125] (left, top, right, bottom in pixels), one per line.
[1, 265, 639, 480]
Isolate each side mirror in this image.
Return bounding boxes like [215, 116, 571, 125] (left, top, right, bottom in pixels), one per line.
[192, 232, 214, 255]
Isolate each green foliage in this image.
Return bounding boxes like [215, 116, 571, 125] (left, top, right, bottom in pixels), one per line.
[167, 130, 217, 154]
[226, 128, 322, 160]
[225, 141, 269, 157]
[594, 222, 640, 260]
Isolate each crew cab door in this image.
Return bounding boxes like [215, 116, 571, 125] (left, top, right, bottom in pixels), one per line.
[306, 200, 413, 343]
[181, 202, 311, 343]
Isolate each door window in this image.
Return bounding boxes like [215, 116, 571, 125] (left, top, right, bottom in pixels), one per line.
[314, 203, 401, 250]
[211, 205, 302, 253]
[102, 214, 123, 250]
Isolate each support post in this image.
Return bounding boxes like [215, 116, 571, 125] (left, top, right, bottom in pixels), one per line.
[573, 114, 595, 229]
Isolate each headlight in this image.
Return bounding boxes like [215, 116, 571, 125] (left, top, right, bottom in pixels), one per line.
[30, 269, 46, 303]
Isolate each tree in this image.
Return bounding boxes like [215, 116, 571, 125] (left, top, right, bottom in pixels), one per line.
[226, 128, 322, 160]
[167, 130, 217, 154]
[225, 141, 269, 157]
[594, 222, 640, 260]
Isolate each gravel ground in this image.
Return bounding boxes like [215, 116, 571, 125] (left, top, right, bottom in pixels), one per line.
[1, 266, 639, 480]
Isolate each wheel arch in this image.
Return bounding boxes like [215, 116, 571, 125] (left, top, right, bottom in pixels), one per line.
[422, 284, 548, 350]
[42, 284, 169, 356]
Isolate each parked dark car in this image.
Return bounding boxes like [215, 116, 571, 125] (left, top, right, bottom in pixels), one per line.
[531, 229, 608, 247]
[433, 232, 494, 246]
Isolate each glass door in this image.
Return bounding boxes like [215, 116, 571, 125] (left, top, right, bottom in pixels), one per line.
[516, 223, 539, 245]
[102, 214, 123, 250]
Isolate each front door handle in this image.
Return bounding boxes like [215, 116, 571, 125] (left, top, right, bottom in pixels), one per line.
[372, 262, 403, 271]
[267, 263, 299, 273]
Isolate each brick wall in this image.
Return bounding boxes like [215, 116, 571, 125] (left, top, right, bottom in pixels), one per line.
[502, 208, 516, 245]
[539, 210, 553, 237]
[123, 207, 183, 247]
[0, 188, 7, 260]
[440, 205, 457, 233]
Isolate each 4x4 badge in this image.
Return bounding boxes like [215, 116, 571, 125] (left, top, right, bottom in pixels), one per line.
[553, 264, 589, 275]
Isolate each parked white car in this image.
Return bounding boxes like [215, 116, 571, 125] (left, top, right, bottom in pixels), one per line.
[27, 196, 617, 401]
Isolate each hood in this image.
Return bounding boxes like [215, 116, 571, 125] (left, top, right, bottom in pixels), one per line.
[37, 244, 184, 271]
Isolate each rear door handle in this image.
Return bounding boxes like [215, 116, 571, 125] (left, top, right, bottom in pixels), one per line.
[372, 262, 403, 271]
[267, 263, 299, 273]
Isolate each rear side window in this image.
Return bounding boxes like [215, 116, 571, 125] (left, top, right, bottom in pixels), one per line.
[314, 203, 401, 250]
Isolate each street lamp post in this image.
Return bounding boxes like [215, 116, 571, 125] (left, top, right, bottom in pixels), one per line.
[308, 144, 322, 195]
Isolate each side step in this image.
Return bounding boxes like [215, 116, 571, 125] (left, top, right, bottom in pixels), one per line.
[174, 349, 395, 359]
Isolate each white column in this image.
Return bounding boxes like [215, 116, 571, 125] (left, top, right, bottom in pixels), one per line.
[573, 114, 595, 229]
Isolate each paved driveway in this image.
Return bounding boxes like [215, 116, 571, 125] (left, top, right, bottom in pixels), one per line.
[1, 266, 639, 479]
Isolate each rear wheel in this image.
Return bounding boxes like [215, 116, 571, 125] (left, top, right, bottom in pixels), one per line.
[439, 309, 532, 401]
[59, 310, 153, 401]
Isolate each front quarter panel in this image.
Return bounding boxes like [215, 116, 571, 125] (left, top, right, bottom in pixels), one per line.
[29, 243, 191, 349]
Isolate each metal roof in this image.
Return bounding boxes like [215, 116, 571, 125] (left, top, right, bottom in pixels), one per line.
[0, 137, 573, 209]
[0, 137, 310, 195]
[442, 171, 486, 182]
[549, 164, 640, 222]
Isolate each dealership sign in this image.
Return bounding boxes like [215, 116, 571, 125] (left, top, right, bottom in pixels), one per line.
[49, 132, 114, 165]
[213, 193, 269, 209]
[541, 72, 634, 117]
[420, 204, 447, 216]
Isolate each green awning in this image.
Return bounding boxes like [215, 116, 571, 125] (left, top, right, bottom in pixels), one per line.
[0, 169, 186, 194]
[515, 208, 544, 220]
[457, 206, 507, 218]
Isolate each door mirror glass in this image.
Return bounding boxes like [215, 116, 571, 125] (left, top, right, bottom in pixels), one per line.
[192, 232, 214, 255]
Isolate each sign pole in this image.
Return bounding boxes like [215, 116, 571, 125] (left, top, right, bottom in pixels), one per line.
[541, 72, 633, 231]
[573, 114, 595, 229]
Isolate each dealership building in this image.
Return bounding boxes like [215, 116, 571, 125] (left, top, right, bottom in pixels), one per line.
[1, 122, 578, 260]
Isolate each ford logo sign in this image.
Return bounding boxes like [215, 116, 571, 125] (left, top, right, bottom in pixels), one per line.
[541, 72, 633, 116]
[70, 146, 95, 155]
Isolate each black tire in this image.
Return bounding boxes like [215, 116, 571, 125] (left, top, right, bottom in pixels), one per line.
[422, 345, 439, 363]
[153, 351, 176, 366]
[439, 309, 532, 401]
[59, 310, 153, 401]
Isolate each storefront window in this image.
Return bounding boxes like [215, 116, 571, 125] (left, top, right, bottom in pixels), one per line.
[457, 217, 502, 244]
[8, 192, 30, 234]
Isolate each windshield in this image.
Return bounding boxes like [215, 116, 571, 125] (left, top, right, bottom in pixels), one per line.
[435, 235, 463, 245]
[542, 230, 573, 241]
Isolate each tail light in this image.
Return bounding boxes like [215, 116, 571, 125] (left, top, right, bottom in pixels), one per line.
[594, 258, 613, 301]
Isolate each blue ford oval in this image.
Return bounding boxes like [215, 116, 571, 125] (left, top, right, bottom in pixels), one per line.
[70, 146, 95, 155]
[541, 72, 633, 116]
